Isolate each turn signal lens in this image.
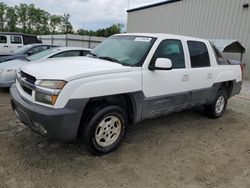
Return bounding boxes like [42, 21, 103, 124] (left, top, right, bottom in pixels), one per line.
[51, 95, 58, 105]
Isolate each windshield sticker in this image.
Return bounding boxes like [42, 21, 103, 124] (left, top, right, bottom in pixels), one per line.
[134, 37, 152, 42]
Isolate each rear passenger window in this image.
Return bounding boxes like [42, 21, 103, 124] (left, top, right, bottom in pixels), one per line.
[83, 50, 90, 56]
[52, 50, 82, 58]
[152, 39, 185, 69]
[0, 36, 7, 43]
[27, 46, 48, 54]
[10, 36, 22, 44]
[187, 41, 210, 68]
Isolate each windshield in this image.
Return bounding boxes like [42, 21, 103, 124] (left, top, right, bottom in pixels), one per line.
[13, 45, 33, 55]
[90, 35, 156, 66]
[27, 48, 59, 61]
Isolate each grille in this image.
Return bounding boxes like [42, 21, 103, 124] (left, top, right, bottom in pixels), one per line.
[19, 71, 36, 96]
[20, 71, 36, 84]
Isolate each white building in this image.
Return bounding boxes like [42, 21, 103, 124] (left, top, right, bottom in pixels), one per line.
[127, 0, 250, 77]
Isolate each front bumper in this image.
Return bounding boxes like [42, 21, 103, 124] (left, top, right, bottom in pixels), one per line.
[10, 86, 88, 141]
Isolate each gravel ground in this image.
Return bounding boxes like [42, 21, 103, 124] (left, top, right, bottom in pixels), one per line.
[0, 81, 250, 188]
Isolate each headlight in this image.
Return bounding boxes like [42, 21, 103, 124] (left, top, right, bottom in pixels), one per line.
[38, 80, 67, 89]
[35, 80, 67, 105]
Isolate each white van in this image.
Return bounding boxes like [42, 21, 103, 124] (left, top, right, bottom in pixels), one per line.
[0, 32, 41, 55]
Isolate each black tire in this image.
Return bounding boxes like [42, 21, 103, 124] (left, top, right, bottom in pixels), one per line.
[81, 105, 127, 156]
[204, 88, 228, 119]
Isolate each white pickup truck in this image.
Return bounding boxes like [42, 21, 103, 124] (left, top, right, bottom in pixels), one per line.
[10, 33, 242, 155]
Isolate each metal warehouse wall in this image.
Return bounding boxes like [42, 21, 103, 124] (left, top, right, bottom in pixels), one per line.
[38, 34, 106, 49]
[127, 0, 250, 77]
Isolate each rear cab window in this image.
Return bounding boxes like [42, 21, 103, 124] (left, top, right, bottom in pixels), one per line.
[187, 41, 210, 68]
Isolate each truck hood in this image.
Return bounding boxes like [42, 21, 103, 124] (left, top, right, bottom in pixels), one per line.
[20, 56, 134, 81]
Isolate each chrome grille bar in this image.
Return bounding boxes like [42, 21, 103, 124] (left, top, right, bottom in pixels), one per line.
[16, 71, 61, 96]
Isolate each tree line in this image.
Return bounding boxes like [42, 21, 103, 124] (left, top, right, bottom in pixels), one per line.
[0, 2, 73, 34]
[0, 2, 124, 37]
[77, 23, 124, 37]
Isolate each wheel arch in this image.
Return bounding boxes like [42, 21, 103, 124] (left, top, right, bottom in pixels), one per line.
[77, 93, 140, 138]
[219, 80, 234, 97]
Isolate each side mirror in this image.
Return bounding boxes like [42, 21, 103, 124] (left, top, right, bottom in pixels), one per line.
[149, 58, 173, 70]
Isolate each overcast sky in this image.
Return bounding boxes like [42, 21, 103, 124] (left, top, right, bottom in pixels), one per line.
[3, 0, 163, 31]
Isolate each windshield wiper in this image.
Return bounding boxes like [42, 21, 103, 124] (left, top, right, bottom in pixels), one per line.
[98, 56, 121, 64]
[88, 54, 128, 66]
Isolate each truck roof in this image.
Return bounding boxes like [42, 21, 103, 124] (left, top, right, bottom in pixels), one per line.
[0, 32, 38, 37]
[115, 33, 205, 41]
[53, 47, 91, 51]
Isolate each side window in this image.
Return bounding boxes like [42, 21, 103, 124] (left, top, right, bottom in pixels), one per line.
[0, 36, 7, 43]
[152, 39, 185, 69]
[52, 50, 82, 58]
[83, 50, 90, 56]
[27, 46, 48, 54]
[187, 41, 210, 68]
[10, 36, 22, 44]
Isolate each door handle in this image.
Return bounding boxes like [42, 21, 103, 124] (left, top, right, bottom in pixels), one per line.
[182, 74, 189, 81]
[207, 73, 213, 79]
[3, 45, 8, 48]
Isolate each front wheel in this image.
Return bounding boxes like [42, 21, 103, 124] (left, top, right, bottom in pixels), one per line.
[81, 105, 127, 155]
[204, 89, 228, 119]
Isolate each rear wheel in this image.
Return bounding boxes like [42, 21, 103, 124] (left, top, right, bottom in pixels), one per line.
[204, 89, 228, 119]
[81, 105, 127, 155]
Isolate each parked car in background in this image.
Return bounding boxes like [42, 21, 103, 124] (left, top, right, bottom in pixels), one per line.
[0, 47, 91, 87]
[0, 44, 57, 63]
[0, 32, 42, 55]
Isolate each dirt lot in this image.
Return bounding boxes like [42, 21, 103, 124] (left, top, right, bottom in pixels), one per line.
[0, 81, 250, 188]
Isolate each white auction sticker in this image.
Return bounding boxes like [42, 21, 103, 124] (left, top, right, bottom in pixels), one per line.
[134, 37, 152, 42]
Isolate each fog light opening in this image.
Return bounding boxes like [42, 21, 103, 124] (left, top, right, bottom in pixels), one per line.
[33, 122, 48, 135]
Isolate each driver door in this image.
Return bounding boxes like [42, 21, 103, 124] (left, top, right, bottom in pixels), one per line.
[142, 39, 190, 119]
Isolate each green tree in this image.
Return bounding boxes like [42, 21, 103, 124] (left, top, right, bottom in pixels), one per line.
[78, 23, 125, 37]
[27, 4, 36, 33]
[60, 13, 73, 33]
[0, 2, 7, 31]
[50, 15, 62, 34]
[106, 23, 124, 36]
[40, 10, 50, 34]
[5, 6, 18, 32]
[17, 3, 29, 32]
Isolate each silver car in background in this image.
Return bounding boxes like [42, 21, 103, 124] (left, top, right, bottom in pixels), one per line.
[0, 47, 91, 87]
